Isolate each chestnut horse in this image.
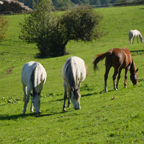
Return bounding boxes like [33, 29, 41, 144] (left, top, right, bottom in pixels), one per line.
[93, 47, 138, 92]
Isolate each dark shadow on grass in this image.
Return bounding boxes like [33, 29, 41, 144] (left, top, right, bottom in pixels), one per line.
[0, 111, 65, 120]
[35, 111, 67, 118]
[55, 91, 108, 102]
[55, 92, 99, 102]
[81, 92, 98, 97]
[130, 50, 144, 53]
[35, 51, 69, 59]
[139, 8, 144, 10]
[0, 113, 35, 120]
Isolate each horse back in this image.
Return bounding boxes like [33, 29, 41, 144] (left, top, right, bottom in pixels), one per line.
[110, 48, 125, 66]
[62, 56, 86, 86]
[21, 61, 47, 87]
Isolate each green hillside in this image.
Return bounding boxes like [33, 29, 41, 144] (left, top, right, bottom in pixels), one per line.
[0, 5, 144, 143]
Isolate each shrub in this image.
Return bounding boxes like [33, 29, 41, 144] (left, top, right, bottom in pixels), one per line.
[19, 0, 103, 57]
[0, 15, 9, 42]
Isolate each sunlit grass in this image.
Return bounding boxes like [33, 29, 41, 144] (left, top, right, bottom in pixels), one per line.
[0, 5, 144, 143]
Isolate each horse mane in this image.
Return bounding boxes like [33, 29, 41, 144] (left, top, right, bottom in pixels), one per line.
[65, 57, 76, 89]
[65, 57, 82, 101]
[130, 60, 137, 73]
[30, 62, 38, 97]
[140, 33, 143, 39]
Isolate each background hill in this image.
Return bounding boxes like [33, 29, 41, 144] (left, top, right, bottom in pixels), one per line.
[0, 5, 144, 143]
[0, 0, 141, 9]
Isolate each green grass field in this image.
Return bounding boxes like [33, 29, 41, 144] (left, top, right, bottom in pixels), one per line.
[1, 5, 144, 143]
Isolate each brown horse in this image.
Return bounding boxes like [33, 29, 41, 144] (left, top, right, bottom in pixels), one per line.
[93, 47, 138, 92]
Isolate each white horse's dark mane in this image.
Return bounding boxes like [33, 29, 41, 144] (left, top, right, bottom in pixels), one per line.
[30, 65, 37, 97]
[65, 58, 76, 90]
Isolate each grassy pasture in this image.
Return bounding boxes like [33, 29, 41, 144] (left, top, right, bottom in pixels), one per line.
[0, 5, 144, 143]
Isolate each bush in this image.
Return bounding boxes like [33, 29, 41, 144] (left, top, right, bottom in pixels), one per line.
[19, 0, 103, 57]
[0, 15, 9, 42]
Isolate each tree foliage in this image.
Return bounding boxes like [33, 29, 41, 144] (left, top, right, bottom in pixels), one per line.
[0, 15, 9, 42]
[19, 0, 103, 57]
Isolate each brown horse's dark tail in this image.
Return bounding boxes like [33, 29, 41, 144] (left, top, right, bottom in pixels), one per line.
[93, 50, 112, 71]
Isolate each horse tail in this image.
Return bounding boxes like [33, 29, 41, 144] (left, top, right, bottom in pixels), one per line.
[93, 50, 112, 71]
[85, 64, 88, 76]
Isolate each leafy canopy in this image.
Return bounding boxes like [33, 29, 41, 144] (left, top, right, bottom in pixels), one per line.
[0, 15, 9, 42]
[19, 0, 103, 57]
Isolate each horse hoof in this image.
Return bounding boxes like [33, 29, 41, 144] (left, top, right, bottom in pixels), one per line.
[35, 111, 41, 115]
[75, 107, 81, 110]
[63, 108, 66, 112]
[105, 89, 108, 93]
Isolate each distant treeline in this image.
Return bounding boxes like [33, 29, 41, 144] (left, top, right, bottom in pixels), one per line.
[1, 0, 143, 9]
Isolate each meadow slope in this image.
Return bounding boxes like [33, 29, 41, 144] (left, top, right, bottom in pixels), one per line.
[0, 5, 144, 143]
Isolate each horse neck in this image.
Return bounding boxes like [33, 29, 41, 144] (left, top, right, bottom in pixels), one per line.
[140, 34, 143, 41]
[130, 60, 136, 74]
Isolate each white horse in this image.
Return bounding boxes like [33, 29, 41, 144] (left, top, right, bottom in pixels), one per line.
[21, 61, 47, 114]
[62, 56, 87, 111]
[129, 29, 143, 44]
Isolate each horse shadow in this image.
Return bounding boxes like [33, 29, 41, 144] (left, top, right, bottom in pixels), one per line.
[55, 92, 99, 102]
[130, 50, 144, 53]
[0, 111, 65, 120]
[139, 8, 144, 10]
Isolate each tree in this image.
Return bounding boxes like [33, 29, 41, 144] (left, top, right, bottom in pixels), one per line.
[52, 0, 73, 9]
[0, 15, 9, 42]
[115, 0, 127, 3]
[20, 0, 103, 57]
[90, 0, 101, 5]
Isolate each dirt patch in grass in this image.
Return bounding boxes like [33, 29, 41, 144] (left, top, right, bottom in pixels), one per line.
[6, 67, 14, 74]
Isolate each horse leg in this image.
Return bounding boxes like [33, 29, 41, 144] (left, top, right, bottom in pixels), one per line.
[68, 88, 71, 108]
[30, 96, 34, 112]
[137, 36, 139, 43]
[130, 38, 132, 44]
[22, 84, 26, 102]
[133, 37, 134, 44]
[23, 86, 31, 114]
[104, 66, 111, 92]
[129, 35, 132, 44]
[124, 66, 130, 88]
[116, 68, 122, 89]
[113, 68, 119, 90]
[63, 82, 67, 111]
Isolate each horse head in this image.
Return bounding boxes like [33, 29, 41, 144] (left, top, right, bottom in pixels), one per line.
[140, 36, 143, 43]
[31, 92, 41, 114]
[130, 68, 138, 85]
[71, 86, 81, 110]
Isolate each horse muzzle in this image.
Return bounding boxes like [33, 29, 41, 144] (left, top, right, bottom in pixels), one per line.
[74, 107, 81, 110]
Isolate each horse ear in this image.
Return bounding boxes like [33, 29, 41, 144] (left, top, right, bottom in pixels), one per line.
[71, 87, 74, 91]
[136, 68, 138, 72]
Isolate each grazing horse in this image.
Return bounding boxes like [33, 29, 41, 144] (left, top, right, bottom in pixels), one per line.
[93, 47, 138, 92]
[21, 61, 47, 114]
[129, 29, 143, 44]
[62, 56, 87, 111]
